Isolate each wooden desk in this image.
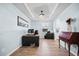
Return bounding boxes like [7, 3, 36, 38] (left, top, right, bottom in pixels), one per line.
[22, 35, 39, 47]
[59, 32, 79, 56]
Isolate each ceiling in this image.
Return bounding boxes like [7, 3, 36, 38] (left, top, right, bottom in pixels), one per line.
[13, 3, 71, 22]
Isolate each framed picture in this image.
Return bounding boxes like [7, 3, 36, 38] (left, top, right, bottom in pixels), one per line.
[17, 16, 29, 28]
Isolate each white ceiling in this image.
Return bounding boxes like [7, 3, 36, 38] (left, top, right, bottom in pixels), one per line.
[13, 3, 71, 22]
[25, 3, 57, 21]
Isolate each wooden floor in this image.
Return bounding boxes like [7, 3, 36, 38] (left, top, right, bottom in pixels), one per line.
[11, 39, 74, 56]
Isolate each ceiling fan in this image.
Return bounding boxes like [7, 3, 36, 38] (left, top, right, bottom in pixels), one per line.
[40, 10, 45, 16]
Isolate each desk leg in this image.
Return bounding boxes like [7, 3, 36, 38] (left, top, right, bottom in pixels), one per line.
[35, 42, 39, 47]
[35, 39, 39, 47]
[59, 39, 60, 48]
[77, 45, 79, 56]
[65, 42, 66, 49]
[68, 44, 70, 56]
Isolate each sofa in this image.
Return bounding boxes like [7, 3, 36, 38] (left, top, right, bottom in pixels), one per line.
[44, 32, 54, 39]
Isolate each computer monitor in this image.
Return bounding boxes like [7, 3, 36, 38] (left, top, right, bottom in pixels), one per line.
[28, 29, 34, 33]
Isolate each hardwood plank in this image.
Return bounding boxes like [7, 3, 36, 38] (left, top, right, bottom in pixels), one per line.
[11, 39, 74, 56]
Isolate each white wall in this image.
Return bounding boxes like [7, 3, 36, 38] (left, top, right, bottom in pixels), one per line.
[0, 4, 31, 56]
[31, 20, 53, 38]
[53, 3, 79, 55]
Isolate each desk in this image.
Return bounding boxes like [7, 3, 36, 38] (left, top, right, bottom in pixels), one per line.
[59, 32, 79, 56]
[22, 35, 39, 47]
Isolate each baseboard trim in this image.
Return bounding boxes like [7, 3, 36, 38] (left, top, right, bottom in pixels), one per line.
[7, 45, 21, 56]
